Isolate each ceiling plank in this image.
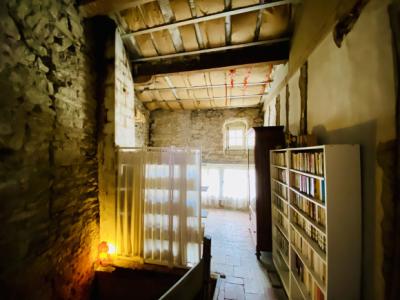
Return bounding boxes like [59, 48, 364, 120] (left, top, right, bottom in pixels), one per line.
[79, 0, 156, 18]
[132, 38, 289, 77]
[122, 0, 293, 38]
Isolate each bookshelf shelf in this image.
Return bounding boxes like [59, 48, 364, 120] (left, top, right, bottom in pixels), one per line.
[273, 191, 288, 204]
[271, 178, 287, 187]
[272, 164, 288, 170]
[275, 258, 290, 294]
[273, 203, 288, 218]
[291, 272, 312, 300]
[289, 168, 325, 180]
[291, 244, 326, 293]
[289, 186, 325, 208]
[290, 204, 326, 235]
[270, 145, 361, 300]
[291, 223, 326, 262]
[274, 217, 289, 241]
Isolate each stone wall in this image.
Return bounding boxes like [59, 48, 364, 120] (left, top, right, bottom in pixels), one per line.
[0, 1, 101, 299]
[150, 108, 263, 164]
[263, 0, 396, 298]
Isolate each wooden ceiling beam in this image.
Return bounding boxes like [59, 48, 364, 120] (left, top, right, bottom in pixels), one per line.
[132, 38, 289, 62]
[79, 0, 156, 18]
[132, 38, 290, 77]
[135, 80, 273, 92]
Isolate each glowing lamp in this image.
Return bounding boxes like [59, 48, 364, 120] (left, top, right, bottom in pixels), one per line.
[97, 241, 113, 266]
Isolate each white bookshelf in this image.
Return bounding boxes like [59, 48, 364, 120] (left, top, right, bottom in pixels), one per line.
[270, 145, 361, 300]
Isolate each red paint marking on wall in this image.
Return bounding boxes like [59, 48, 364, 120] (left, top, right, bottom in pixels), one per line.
[228, 69, 236, 88]
[243, 67, 252, 90]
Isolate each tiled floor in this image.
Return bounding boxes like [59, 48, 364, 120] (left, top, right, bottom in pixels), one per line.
[204, 209, 287, 300]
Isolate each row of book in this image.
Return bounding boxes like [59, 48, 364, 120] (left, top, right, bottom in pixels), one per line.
[272, 168, 287, 184]
[272, 152, 286, 167]
[291, 228, 327, 286]
[273, 194, 288, 217]
[291, 151, 324, 176]
[273, 181, 287, 200]
[293, 254, 325, 300]
[292, 210, 327, 253]
[274, 207, 289, 236]
[275, 226, 289, 259]
[291, 192, 326, 227]
[291, 173, 326, 203]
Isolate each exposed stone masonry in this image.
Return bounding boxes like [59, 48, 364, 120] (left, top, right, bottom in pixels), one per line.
[0, 1, 100, 299]
[150, 108, 263, 164]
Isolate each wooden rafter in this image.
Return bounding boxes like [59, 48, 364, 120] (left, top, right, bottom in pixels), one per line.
[122, 0, 293, 38]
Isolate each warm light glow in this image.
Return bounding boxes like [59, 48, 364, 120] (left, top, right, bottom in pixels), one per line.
[108, 243, 116, 254]
[97, 241, 113, 266]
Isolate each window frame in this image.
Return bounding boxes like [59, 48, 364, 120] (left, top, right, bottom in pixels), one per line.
[223, 120, 248, 151]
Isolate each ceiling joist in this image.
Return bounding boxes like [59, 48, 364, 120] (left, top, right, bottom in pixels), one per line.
[145, 93, 267, 102]
[132, 37, 290, 62]
[136, 80, 272, 92]
[133, 38, 289, 77]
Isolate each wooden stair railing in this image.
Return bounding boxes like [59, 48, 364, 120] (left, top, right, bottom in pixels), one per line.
[159, 235, 212, 300]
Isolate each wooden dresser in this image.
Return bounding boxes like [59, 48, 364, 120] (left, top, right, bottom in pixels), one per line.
[247, 126, 285, 259]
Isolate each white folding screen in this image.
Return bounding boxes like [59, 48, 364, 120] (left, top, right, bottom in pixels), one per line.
[116, 147, 202, 267]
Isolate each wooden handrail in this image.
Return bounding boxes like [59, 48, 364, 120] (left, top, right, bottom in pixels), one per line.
[159, 236, 212, 300]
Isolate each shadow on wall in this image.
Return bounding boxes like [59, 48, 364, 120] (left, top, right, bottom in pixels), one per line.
[311, 121, 377, 297]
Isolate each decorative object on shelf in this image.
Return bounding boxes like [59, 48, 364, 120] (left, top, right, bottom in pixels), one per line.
[270, 145, 361, 300]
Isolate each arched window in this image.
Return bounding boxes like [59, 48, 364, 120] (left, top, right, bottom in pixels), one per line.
[224, 119, 248, 151]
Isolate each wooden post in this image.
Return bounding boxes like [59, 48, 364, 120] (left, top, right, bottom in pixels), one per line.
[202, 235, 212, 300]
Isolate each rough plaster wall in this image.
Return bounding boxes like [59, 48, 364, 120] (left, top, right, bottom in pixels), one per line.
[150, 108, 263, 163]
[0, 1, 99, 299]
[307, 0, 395, 298]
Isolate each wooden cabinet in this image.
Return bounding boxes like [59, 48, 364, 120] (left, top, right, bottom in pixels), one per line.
[247, 126, 285, 258]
